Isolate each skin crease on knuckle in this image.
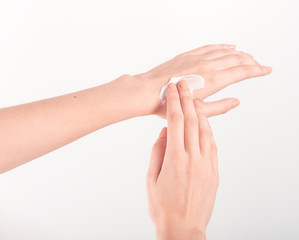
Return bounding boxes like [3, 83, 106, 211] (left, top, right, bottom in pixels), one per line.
[219, 104, 230, 114]
[168, 111, 184, 124]
[210, 48, 235, 57]
[184, 115, 198, 128]
[236, 54, 247, 65]
[240, 65, 254, 76]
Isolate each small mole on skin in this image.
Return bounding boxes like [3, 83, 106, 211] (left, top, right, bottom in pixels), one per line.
[73, 96, 77, 98]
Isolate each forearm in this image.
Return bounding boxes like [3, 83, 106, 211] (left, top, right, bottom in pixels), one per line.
[0, 74, 154, 173]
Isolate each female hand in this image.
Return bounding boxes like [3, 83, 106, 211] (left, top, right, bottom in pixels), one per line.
[146, 80, 219, 240]
[135, 44, 272, 118]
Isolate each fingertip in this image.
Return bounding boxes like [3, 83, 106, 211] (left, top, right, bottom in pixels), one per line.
[178, 79, 189, 90]
[167, 82, 177, 92]
[266, 66, 272, 73]
[159, 127, 167, 138]
[166, 83, 178, 103]
[232, 99, 240, 108]
[262, 65, 272, 74]
[224, 98, 240, 110]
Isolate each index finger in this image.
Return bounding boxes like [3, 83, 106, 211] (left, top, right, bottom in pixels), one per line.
[166, 83, 184, 151]
[213, 64, 272, 92]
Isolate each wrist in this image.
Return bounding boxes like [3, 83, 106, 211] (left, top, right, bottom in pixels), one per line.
[111, 73, 151, 117]
[156, 226, 206, 240]
[133, 71, 167, 117]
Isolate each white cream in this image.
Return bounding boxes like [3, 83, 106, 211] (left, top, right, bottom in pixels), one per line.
[159, 74, 205, 104]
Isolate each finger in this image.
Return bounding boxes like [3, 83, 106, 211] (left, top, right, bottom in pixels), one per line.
[186, 44, 236, 55]
[166, 83, 184, 151]
[202, 98, 240, 117]
[147, 127, 167, 184]
[177, 80, 199, 153]
[157, 98, 240, 119]
[193, 100, 215, 157]
[201, 49, 253, 60]
[206, 53, 257, 71]
[213, 64, 272, 91]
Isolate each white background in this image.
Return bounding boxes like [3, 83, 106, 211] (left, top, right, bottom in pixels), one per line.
[0, 0, 298, 239]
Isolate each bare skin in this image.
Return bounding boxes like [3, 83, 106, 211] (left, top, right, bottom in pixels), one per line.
[146, 80, 219, 240]
[137, 44, 272, 118]
[0, 44, 271, 173]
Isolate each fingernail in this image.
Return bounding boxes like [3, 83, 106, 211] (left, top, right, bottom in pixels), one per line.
[232, 99, 240, 108]
[168, 83, 176, 91]
[178, 79, 189, 90]
[159, 127, 167, 138]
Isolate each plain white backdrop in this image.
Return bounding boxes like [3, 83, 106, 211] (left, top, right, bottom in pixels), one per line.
[0, 0, 298, 239]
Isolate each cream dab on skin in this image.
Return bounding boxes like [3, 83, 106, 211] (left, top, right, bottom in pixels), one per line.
[159, 74, 205, 104]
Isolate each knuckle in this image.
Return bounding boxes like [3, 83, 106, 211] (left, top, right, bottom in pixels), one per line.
[202, 44, 211, 49]
[181, 92, 193, 100]
[240, 51, 253, 58]
[240, 66, 252, 75]
[195, 103, 205, 115]
[185, 115, 198, 126]
[169, 112, 184, 123]
[221, 104, 232, 114]
[195, 105, 205, 115]
[220, 49, 233, 55]
[216, 104, 229, 115]
[145, 172, 152, 183]
[167, 93, 179, 101]
[206, 73, 217, 85]
[213, 174, 220, 187]
[236, 54, 246, 64]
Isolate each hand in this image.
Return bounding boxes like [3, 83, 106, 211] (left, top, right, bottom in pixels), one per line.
[134, 44, 272, 118]
[146, 80, 219, 240]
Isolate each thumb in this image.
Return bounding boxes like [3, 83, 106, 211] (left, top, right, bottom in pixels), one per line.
[146, 127, 167, 184]
[202, 98, 240, 117]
